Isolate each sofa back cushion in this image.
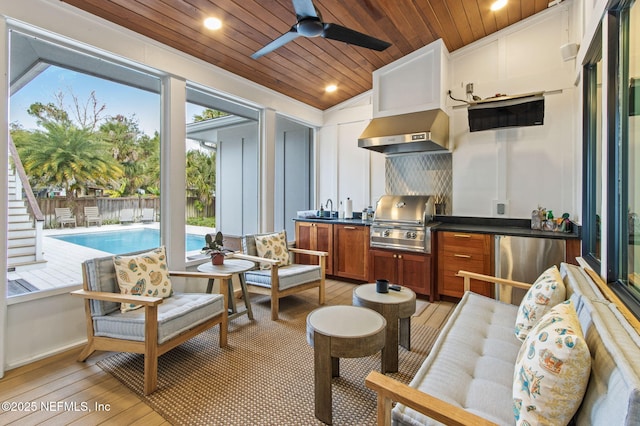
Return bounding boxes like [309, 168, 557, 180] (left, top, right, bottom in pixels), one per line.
[575, 300, 640, 425]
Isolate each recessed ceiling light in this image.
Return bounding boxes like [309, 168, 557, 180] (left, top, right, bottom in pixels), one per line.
[325, 84, 337, 93]
[204, 17, 222, 30]
[490, 0, 507, 11]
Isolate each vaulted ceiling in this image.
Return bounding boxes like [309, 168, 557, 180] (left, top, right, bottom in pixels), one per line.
[60, 0, 552, 110]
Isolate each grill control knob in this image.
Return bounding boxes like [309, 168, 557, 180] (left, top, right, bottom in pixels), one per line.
[405, 231, 417, 239]
[383, 230, 390, 237]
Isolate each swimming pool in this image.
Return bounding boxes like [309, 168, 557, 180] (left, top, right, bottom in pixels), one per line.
[50, 228, 205, 254]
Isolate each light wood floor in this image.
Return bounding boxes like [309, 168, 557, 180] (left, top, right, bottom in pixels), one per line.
[0, 278, 455, 425]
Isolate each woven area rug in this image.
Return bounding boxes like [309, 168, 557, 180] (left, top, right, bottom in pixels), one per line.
[97, 294, 440, 425]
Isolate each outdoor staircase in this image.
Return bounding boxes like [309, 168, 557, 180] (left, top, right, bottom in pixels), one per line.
[7, 165, 46, 271]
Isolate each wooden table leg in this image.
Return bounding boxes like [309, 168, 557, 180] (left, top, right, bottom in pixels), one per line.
[238, 273, 254, 320]
[227, 278, 238, 314]
[381, 307, 398, 373]
[399, 317, 411, 350]
[314, 332, 333, 424]
[206, 278, 214, 294]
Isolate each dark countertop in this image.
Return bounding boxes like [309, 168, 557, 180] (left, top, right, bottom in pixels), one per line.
[293, 217, 371, 226]
[294, 215, 581, 240]
[431, 216, 580, 240]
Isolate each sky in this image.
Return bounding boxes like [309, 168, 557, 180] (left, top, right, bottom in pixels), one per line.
[10, 65, 206, 138]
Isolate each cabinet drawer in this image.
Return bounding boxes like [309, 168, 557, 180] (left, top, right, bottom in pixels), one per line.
[440, 253, 486, 274]
[440, 232, 489, 251]
[440, 269, 492, 297]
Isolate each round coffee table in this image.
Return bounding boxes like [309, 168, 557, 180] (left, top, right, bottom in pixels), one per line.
[352, 284, 416, 373]
[197, 258, 255, 320]
[306, 305, 386, 424]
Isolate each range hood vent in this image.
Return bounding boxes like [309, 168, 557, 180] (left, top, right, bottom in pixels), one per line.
[358, 109, 449, 155]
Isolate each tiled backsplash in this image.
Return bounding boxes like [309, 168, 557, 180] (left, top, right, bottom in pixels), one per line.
[386, 152, 452, 215]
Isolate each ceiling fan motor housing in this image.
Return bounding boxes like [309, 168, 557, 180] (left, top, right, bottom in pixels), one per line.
[296, 17, 324, 37]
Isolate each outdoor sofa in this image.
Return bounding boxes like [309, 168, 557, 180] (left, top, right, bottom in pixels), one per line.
[367, 262, 640, 425]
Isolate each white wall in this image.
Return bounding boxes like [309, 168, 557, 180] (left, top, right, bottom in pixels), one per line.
[448, 4, 579, 219]
[319, 2, 582, 221]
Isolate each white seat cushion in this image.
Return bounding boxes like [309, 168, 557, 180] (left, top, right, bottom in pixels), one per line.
[392, 292, 521, 426]
[245, 264, 321, 291]
[92, 292, 225, 345]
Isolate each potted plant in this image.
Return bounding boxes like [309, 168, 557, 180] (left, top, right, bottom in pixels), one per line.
[203, 231, 226, 265]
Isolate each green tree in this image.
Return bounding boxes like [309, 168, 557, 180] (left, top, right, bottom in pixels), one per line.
[192, 108, 228, 122]
[15, 120, 122, 199]
[99, 115, 160, 196]
[186, 149, 216, 216]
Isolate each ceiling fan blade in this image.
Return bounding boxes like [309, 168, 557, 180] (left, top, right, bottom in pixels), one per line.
[251, 28, 300, 59]
[322, 23, 391, 51]
[292, 0, 318, 19]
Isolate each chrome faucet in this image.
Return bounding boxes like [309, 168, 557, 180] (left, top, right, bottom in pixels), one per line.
[325, 198, 333, 214]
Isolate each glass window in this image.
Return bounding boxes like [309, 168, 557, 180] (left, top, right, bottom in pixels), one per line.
[185, 85, 259, 252]
[582, 31, 603, 268]
[7, 30, 161, 296]
[621, 0, 640, 297]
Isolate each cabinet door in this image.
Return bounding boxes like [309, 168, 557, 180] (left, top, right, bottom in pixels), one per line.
[295, 222, 313, 252]
[315, 223, 333, 274]
[334, 225, 368, 281]
[369, 249, 398, 283]
[397, 252, 431, 296]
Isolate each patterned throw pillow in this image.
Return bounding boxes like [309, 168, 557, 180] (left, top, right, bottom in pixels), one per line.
[515, 265, 566, 341]
[254, 231, 290, 270]
[513, 300, 591, 425]
[113, 246, 173, 312]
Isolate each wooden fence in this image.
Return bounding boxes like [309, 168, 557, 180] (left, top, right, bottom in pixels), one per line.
[36, 196, 214, 228]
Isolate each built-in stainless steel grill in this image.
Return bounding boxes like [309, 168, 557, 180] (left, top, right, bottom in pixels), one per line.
[370, 195, 435, 253]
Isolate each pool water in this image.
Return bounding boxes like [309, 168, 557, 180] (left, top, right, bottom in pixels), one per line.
[51, 228, 205, 254]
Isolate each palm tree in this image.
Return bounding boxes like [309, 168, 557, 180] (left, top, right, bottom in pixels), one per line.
[99, 115, 159, 196]
[17, 120, 123, 199]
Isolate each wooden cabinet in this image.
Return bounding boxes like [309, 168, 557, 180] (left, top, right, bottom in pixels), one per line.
[295, 221, 333, 275]
[333, 224, 369, 281]
[437, 231, 493, 299]
[369, 249, 432, 297]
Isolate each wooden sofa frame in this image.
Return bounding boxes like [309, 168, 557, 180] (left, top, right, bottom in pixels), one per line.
[365, 270, 532, 426]
[71, 269, 231, 395]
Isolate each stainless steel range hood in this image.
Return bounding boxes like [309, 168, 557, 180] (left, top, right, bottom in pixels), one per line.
[358, 109, 449, 155]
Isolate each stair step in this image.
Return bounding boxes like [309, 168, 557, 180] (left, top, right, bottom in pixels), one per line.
[8, 254, 38, 265]
[8, 221, 33, 231]
[8, 237, 36, 246]
[8, 229, 36, 239]
[8, 209, 29, 217]
[8, 259, 47, 271]
[8, 244, 36, 255]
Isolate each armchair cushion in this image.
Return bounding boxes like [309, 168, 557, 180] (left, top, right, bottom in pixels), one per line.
[514, 265, 565, 341]
[92, 292, 225, 344]
[113, 246, 173, 312]
[254, 231, 290, 269]
[245, 264, 321, 291]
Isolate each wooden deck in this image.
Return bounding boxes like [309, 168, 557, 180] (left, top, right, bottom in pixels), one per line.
[0, 278, 455, 424]
[7, 224, 214, 293]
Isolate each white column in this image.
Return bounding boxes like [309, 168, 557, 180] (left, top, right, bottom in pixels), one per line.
[260, 108, 276, 232]
[0, 16, 9, 378]
[161, 77, 187, 272]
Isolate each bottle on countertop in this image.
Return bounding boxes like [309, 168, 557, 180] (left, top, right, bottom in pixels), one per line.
[531, 207, 543, 230]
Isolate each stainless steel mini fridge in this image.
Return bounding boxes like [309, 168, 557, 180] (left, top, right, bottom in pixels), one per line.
[494, 235, 566, 304]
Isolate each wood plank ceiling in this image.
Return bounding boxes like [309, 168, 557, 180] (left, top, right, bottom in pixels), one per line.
[60, 0, 552, 111]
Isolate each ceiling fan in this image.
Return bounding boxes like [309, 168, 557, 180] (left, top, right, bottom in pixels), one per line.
[251, 0, 391, 59]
